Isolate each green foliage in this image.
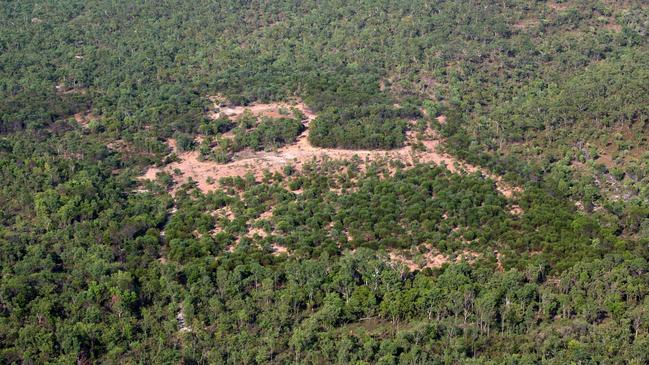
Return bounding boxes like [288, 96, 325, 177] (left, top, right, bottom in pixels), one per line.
[1, 0, 649, 363]
[239, 117, 305, 151]
[309, 106, 416, 149]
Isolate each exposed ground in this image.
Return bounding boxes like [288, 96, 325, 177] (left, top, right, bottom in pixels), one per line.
[548, 2, 571, 11]
[387, 245, 480, 272]
[73, 111, 97, 127]
[208, 97, 312, 121]
[388, 250, 449, 271]
[141, 101, 519, 198]
[145, 100, 519, 265]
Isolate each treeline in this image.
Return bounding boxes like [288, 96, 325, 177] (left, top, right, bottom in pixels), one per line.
[193, 110, 305, 163]
[308, 104, 421, 150]
[237, 117, 305, 152]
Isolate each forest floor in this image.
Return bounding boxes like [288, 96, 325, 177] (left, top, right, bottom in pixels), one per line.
[142, 100, 519, 198]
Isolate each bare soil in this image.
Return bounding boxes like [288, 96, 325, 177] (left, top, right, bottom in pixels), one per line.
[387, 245, 481, 272]
[73, 111, 97, 127]
[271, 244, 289, 256]
[512, 18, 540, 30]
[142, 101, 519, 198]
[208, 97, 315, 122]
[388, 250, 449, 271]
[548, 2, 570, 11]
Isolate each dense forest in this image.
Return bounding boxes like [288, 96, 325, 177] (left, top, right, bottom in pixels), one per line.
[1, 0, 649, 363]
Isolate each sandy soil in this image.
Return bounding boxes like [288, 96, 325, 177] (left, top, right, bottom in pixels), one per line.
[208, 97, 315, 122]
[512, 18, 540, 30]
[387, 245, 481, 272]
[271, 244, 289, 256]
[141, 101, 519, 198]
[388, 251, 449, 271]
[548, 2, 570, 11]
[495, 250, 505, 272]
[509, 204, 523, 215]
[73, 111, 97, 127]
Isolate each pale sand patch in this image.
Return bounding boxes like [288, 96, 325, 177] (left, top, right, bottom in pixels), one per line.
[177, 305, 192, 333]
[248, 226, 268, 238]
[388, 252, 421, 271]
[456, 249, 480, 264]
[73, 111, 97, 127]
[388, 244, 450, 271]
[602, 20, 622, 32]
[495, 250, 505, 272]
[143, 130, 517, 196]
[509, 204, 523, 215]
[548, 2, 570, 11]
[211, 206, 235, 220]
[271, 244, 289, 256]
[210, 225, 223, 236]
[388, 245, 482, 272]
[166, 138, 178, 153]
[258, 209, 273, 220]
[208, 97, 317, 123]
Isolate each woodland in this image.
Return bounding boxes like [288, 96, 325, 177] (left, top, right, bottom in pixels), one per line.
[1, 0, 649, 364]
